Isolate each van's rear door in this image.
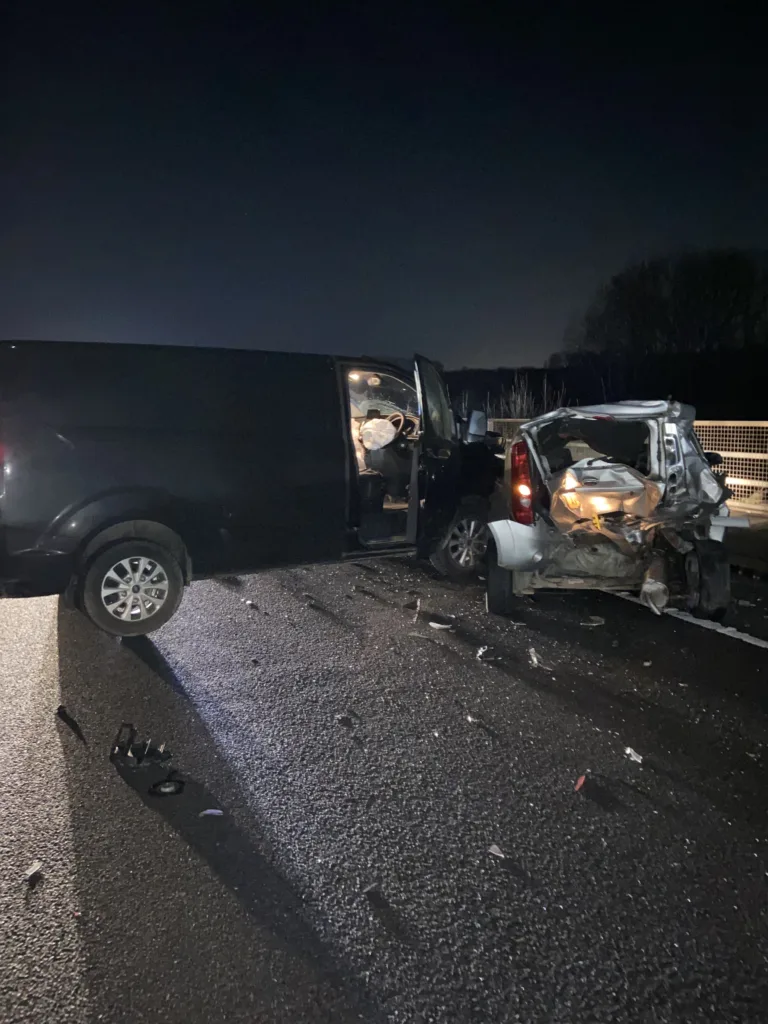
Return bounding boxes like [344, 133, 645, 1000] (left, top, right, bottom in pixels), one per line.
[410, 355, 461, 550]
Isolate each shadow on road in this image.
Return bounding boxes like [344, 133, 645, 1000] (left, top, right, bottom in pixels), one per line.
[55, 601, 377, 1024]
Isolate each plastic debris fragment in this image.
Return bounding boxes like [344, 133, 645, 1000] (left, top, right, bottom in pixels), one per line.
[529, 648, 540, 668]
[625, 746, 643, 764]
[429, 613, 456, 630]
[581, 616, 605, 627]
[574, 774, 586, 792]
[643, 661, 652, 667]
[488, 844, 505, 859]
[24, 860, 43, 884]
[149, 774, 185, 797]
[244, 599, 257, 608]
[110, 723, 172, 769]
[198, 809, 224, 817]
[56, 705, 87, 744]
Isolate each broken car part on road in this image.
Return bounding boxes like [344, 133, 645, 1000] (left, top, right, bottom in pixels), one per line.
[110, 722, 185, 796]
[487, 401, 749, 621]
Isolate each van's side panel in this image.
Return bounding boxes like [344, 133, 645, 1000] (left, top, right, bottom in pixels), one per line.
[0, 342, 348, 592]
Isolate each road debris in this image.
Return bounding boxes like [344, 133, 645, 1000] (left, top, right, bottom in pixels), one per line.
[335, 714, 354, 728]
[738, 600, 756, 608]
[643, 660, 652, 667]
[488, 844, 506, 859]
[476, 645, 502, 664]
[407, 631, 439, 643]
[465, 713, 497, 739]
[198, 809, 224, 817]
[110, 723, 172, 769]
[574, 774, 586, 792]
[362, 881, 389, 909]
[528, 648, 541, 668]
[243, 599, 257, 609]
[24, 860, 43, 886]
[56, 705, 87, 745]
[428, 612, 456, 630]
[581, 616, 605, 627]
[149, 773, 185, 797]
[625, 746, 643, 764]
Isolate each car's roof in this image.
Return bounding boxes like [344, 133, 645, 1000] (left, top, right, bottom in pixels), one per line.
[523, 400, 697, 428]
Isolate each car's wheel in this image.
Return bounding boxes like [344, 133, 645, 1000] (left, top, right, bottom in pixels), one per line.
[486, 539, 517, 615]
[81, 540, 185, 636]
[684, 540, 730, 621]
[430, 499, 489, 582]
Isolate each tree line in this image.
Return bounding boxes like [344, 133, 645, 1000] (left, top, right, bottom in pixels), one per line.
[446, 248, 768, 419]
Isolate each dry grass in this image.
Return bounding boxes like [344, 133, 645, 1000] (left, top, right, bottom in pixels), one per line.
[458, 375, 566, 420]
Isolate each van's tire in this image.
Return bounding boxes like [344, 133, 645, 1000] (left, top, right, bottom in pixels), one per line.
[430, 498, 489, 582]
[486, 540, 517, 615]
[684, 540, 730, 621]
[80, 540, 185, 637]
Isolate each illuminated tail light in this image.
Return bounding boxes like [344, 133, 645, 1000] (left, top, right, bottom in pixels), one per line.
[510, 440, 534, 525]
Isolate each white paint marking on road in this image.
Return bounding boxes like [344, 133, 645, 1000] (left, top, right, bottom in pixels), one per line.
[611, 592, 768, 650]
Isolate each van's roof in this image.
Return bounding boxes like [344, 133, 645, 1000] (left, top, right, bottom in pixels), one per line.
[0, 339, 412, 375]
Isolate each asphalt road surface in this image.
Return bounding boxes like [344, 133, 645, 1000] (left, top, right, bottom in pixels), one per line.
[1, 559, 767, 1023]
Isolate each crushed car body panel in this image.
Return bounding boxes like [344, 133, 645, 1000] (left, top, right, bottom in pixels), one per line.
[490, 400, 745, 614]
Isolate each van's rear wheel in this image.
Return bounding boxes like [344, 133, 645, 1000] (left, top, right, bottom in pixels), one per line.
[684, 540, 730, 621]
[81, 540, 184, 636]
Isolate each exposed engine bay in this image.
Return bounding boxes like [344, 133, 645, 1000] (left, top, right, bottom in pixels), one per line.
[488, 401, 749, 619]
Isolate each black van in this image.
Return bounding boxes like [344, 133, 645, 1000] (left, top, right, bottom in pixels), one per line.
[0, 341, 501, 635]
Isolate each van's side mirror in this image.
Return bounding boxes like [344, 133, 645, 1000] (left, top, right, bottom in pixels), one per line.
[705, 451, 723, 467]
[466, 409, 487, 440]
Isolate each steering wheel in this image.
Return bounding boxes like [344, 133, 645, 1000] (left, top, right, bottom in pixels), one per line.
[386, 412, 406, 439]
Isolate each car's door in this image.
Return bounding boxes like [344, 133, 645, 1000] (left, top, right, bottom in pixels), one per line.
[409, 354, 462, 550]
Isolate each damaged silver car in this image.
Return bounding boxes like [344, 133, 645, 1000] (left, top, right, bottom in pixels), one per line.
[486, 401, 749, 620]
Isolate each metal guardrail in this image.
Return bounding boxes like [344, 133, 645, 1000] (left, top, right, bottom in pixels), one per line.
[488, 418, 768, 513]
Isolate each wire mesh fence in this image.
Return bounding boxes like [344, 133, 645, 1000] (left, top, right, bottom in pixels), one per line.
[694, 422, 768, 510]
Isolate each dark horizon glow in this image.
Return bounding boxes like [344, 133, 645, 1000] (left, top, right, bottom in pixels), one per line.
[2, 6, 766, 369]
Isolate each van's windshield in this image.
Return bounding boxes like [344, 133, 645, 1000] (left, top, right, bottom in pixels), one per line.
[347, 371, 418, 419]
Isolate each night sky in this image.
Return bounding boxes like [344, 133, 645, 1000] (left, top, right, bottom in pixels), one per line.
[2, 5, 766, 368]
